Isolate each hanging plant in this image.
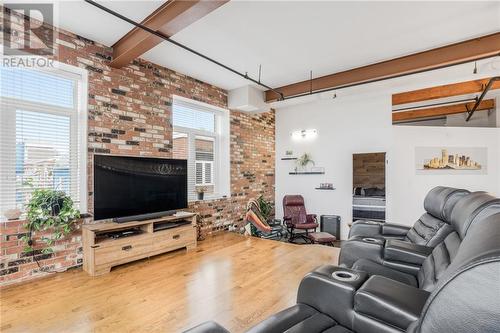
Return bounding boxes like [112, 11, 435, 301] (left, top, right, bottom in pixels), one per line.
[21, 189, 80, 254]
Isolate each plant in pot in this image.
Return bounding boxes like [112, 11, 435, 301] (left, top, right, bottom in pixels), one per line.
[256, 195, 274, 223]
[248, 196, 275, 236]
[196, 186, 208, 201]
[21, 188, 80, 255]
[296, 153, 315, 172]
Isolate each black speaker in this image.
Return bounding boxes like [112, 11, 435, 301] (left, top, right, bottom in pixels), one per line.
[320, 215, 341, 239]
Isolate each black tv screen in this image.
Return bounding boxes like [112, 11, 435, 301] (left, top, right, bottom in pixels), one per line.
[93, 155, 188, 221]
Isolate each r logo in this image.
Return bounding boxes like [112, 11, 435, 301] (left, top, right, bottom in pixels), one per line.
[2, 3, 54, 56]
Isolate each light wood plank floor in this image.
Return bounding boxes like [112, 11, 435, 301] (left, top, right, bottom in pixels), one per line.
[0, 233, 339, 333]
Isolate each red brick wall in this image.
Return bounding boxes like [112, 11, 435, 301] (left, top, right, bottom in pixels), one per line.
[0, 7, 275, 286]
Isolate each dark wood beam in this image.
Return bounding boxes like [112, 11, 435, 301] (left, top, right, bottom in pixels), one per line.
[111, 0, 228, 68]
[266, 32, 500, 102]
[393, 77, 500, 105]
[392, 99, 495, 122]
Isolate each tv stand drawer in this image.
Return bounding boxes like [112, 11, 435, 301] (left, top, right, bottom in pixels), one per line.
[94, 238, 152, 266]
[151, 225, 195, 252]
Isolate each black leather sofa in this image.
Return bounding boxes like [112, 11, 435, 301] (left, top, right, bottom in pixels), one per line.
[351, 191, 500, 288]
[339, 186, 470, 268]
[184, 191, 500, 333]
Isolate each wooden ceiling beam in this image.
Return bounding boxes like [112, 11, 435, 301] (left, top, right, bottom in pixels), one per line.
[392, 99, 495, 122]
[265, 32, 500, 102]
[392, 77, 500, 105]
[110, 0, 228, 68]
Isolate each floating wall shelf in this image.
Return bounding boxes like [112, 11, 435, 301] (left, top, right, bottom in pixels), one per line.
[315, 187, 336, 190]
[281, 157, 298, 160]
[289, 171, 325, 175]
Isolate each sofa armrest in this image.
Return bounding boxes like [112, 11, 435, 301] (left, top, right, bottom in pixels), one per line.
[349, 220, 384, 238]
[384, 239, 433, 266]
[354, 275, 429, 331]
[297, 265, 368, 328]
[182, 321, 230, 333]
[381, 223, 411, 237]
[338, 236, 385, 267]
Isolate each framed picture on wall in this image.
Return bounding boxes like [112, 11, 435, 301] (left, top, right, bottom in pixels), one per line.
[415, 147, 487, 175]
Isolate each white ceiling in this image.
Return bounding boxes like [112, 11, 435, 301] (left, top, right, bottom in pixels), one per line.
[37, 1, 500, 90]
[54, 0, 165, 46]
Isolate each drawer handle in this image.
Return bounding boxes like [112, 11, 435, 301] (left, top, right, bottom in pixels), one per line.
[173, 234, 180, 240]
[122, 245, 133, 251]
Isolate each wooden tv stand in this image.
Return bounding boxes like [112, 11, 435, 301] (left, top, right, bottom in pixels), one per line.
[82, 213, 197, 276]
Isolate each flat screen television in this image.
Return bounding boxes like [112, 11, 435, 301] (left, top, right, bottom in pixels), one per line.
[93, 155, 188, 222]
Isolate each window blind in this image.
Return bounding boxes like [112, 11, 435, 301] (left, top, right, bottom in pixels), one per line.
[0, 67, 85, 213]
[172, 98, 216, 133]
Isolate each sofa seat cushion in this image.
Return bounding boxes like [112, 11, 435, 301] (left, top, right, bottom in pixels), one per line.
[352, 259, 418, 287]
[354, 276, 430, 330]
[246, 304, 351, 333]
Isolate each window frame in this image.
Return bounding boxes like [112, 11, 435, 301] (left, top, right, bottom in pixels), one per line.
[0, 62, 88, 213]
[172, 95, 230, 201]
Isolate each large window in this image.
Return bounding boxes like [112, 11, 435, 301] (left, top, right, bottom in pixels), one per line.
[172, 96, 229, 201]
[0, 65, 87, 213]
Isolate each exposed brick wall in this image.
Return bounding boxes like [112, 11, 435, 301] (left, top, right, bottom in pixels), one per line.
[0, 7, 275, 286]
[192, 111, 275, 235]
[353, 153, 386, 189]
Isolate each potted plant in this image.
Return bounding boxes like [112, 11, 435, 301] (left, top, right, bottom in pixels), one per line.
[21, 189, 80, 254]
[256, 195, 274, 223]
[196, 186, 208, 201]
[296, 153, 315, 171]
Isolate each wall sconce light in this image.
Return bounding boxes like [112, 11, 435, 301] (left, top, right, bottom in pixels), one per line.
[291, 129, 317, 140]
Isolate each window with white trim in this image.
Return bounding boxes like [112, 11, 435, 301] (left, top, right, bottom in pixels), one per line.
[0, 65, 87, 214]
[172, 96, 229, 201]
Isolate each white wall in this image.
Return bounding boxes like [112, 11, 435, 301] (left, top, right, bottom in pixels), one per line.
[388, 126, 499, 224]
[274, 61, 500, 240]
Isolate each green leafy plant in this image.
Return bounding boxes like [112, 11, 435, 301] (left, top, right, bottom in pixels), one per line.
[297, 153, 315, 170]
[21, 189, 80, 254]
[256, 195, 274, 222]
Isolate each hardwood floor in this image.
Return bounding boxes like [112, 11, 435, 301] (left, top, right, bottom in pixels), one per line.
[0, 233, 339, 333]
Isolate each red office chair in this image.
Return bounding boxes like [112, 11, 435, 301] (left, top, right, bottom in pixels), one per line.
[283, 195, 318, 243]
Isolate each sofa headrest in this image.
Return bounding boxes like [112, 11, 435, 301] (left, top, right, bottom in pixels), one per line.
[450, 191, 500, 239]
[423, 186, 470, 221]
[283, 195, 305, 207]
[415, 212, 500, 333]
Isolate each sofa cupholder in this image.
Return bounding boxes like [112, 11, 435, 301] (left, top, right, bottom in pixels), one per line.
[363, 237, 378, 243]
[332, 270, 359, 282]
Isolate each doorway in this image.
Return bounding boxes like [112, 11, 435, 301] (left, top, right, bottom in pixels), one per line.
[352, 152, 386, 222]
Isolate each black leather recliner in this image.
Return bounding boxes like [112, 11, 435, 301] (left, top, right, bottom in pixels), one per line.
[339, 186, 470, 268]
[184, 211, 500, 333]
[351, 191, 500, 288]
[348, 186, 469, 243]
